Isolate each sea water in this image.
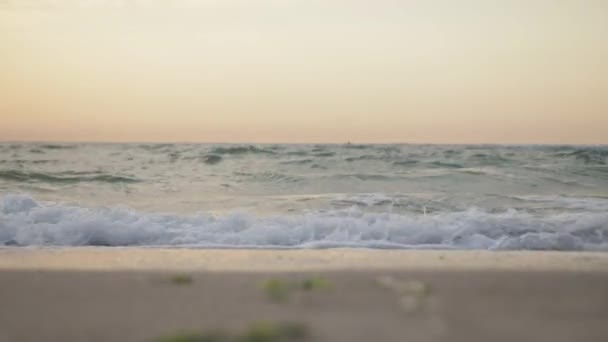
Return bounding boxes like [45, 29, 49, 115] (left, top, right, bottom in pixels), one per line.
[1, 143, 607, 250]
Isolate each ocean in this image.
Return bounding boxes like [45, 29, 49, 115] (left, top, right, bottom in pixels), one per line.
[1, 143, 607, 250]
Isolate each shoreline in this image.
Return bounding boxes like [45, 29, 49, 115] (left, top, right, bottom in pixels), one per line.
[1, 248, 607, 272]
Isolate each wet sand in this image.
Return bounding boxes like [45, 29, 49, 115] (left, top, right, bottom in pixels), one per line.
[0, 249, 607, 342]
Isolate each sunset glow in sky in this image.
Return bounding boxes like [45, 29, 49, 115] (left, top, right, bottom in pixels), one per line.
[1, 1, 607, 143]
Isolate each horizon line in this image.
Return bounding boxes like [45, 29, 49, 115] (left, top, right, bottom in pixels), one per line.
[1, 140, 606, 147]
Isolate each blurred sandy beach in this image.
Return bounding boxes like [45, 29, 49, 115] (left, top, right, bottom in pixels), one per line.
[1, 249, 607, 342]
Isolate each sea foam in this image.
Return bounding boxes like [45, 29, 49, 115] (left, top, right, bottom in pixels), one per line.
[1, 194, 606, 250]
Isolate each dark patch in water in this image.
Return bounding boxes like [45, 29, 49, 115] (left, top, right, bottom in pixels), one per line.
[202, 154, 223, 165]
[211, 145, 275, 155]
[280, 159, 313, 165]
[333, 173, 398, 181]
[553, 148, 608, 165]
[344, 155, 383, 162]
[460, 169, 482, 175]
[539, 176, 586, 187]
[429, 161, 464, 168]
[0, 170, 140, 184]
[168, 152, 181, 162]
[2, 159, 57, 165]
[39, 144, 77, 150]
[571, 150, 607, 165]
[393, 160, 419, 166]
[343, 143, 370, 149]
[311, 152, 335, 157]
[331, 198, 394, 207]
[138, 144, 173, 150]
[469, 153, 510, 164]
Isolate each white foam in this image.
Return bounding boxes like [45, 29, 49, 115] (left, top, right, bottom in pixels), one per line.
[1, 194, 607, 250]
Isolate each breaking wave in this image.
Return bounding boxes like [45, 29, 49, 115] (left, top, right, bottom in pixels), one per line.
[1, 194, 606, 250]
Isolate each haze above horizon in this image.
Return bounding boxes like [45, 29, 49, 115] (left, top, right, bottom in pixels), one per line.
[1, 1, 607, 144]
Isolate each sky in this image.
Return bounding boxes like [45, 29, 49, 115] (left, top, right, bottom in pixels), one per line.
[1, 0, 607, 144]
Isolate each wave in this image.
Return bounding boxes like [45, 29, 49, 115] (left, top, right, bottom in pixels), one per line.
[506, 195, 608, 211]
[554, 147, 608, 165]
[233, 171, 303, 183]
[2, 194, 606, 250]
[458, 167, 512, 178]
[201, 154, 223, 165]
[342, 144, 370, 150]
[428, 161, 465, 168]
[392, 160, 419, 166]
[344, 155, 386, 162]
[285, 151, 310, 156]
[311, 151, 336, 157]
[280, 159, 314, 165]
[0, 159, 57, 165]
[39, 144, 77, 150]
[0, 170, 140, 184]
[210, 145, 275, 155]
[468, 153, 511, 164]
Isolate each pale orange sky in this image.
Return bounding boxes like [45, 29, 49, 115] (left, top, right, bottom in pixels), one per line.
[1, 0, 607, 144]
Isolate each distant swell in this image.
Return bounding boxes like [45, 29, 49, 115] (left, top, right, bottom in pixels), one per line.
[554, 149, 608, 165]
[210, 145, 275, 155]
[0, 170, 140, 184]
[1, 194, 606, 250]
[202, 154, 223, 165]
[39, 144, 77, 150]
